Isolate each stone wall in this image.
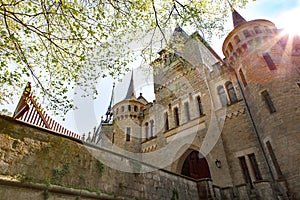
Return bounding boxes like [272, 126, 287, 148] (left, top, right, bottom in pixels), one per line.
[0, 116, 200, 200]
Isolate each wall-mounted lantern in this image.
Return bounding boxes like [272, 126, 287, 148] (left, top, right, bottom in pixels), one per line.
[215, 159, 221, 168]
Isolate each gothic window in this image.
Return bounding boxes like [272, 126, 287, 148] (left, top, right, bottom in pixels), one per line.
[196, 96, 204, 116]
[164, 112, 169, 131]
[134, 105, 138, 112]
[217, 86, 228, 107]
[174, 107, 180, 127]
[226, 82, 238, 104]
[243, 30, 251, 38]
[126, 127, 131, 141]
[145, 122, 149, 139]
[261, 90, 276, 113]
[254, 26, 262, 34]
[184, 102, 191, 121]
[239, 69, 247, 87]
[150, 120, 154, 137]
[128, 105, 131, 111]
[263, 53, 276, 70]
[248, 153, 262, 180]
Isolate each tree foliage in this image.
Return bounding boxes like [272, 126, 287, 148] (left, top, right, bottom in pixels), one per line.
[0, 0, 251, 115]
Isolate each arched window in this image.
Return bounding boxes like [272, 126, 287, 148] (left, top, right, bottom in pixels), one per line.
[174, 107, 180, 127]
[134, 105, 138, 112]
[150, 120, 154, 137]
[128, 105, 131, 111]
[116, 108, 119, 114]
[121, 106, 124, 112]
[196, 96, 204, 116]
[218, 86, 228, 107]
[226, 82, 238, 104]
[145, 122, 149, 139]
[234, 35, 240, 44]
[164, 112, 169, 131]
[243, 30, 251, 38]
[254, 26, 262, 34]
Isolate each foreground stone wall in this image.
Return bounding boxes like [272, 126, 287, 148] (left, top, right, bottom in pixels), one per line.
[0, 116, 199, 200]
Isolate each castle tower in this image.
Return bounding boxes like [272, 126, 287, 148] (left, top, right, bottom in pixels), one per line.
[112, 71, 148, 153]
[223, 9, 300, 198]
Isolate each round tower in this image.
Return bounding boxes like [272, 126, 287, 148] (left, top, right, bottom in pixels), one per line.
[112, 72, 147, 153]
[223, 9, 300, 198]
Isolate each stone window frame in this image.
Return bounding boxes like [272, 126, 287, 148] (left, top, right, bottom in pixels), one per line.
[260, 89, 276, 113]
[144, 122, 149, 139]
[182, 99, 191, 123]
[235, 147, 262, 186]
[172, 104, 180, 127]
[125, 127, 131, 141]
[262, 53, 277, 71]
[164, 111, 169, 132]
[150, 119, 155, 138]
[263, 137, 283, 179]
[238, 66, 248, 88]
[194, 93, 204, 117]
[225, 81, 238, 105]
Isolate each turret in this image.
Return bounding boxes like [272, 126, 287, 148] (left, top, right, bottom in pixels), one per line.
[223, 9, 300, 198]
[112, 71, 148, 153]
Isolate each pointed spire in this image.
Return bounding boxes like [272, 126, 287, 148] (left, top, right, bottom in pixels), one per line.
[105, 83, 115, 123]
[232, 9, 247, 28]
[124, 70, 135, 100]
[226, 0, 247, 28]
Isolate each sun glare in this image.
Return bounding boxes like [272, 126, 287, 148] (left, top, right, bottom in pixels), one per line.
[279, 8, 300, 36]
[282, 24, 300, 36]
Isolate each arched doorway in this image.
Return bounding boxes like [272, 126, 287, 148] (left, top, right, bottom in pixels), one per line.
[181, 150, 211, 179]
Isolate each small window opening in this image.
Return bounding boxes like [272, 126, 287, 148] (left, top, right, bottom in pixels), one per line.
[126, 127, 131, 141]
[254, 26, 262, 34]
[239, 69, 247, 87]
[218, 86, 228, 107]
[263, 53, 276, 70]
[164, 112, 169, 131]
[184, 102, 191, 121]
[196, 96, 204, 116]
[174, 107, 180, 127]
[248, 153, 262, 180]
[243, 30, 251, 38]
[261, 90, 276, 113]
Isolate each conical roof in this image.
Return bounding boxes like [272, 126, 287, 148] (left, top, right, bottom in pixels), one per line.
[124, 70, 135, 100]
[232, 9, 247, 28]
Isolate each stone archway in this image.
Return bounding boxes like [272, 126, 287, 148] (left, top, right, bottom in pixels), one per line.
[180, 150, 211, 180]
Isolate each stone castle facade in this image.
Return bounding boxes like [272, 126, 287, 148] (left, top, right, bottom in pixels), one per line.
[94, 10, 300, 199]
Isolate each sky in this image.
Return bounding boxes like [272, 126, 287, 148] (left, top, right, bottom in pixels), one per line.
[2, 0, 300, 135]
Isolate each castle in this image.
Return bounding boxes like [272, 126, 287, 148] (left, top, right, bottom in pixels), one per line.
[87, 9, 300, 199]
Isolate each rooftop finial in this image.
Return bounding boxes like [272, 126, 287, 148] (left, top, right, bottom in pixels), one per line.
[226, 0, 247, 28]
[226, 0, 234, 12]
[104, 83, 115, 123]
